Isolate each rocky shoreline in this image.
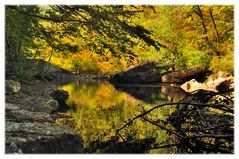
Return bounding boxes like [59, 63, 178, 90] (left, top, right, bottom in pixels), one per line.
[5, 61, 234, 153]
[5, 80, 84, 153]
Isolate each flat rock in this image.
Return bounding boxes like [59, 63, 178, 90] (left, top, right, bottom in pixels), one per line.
[5, 80, 84, 154]
[6, 103, 54, 123]
[5, 82, 59, 114]
[5, 104, 83, 153]
[180, 76, 234, 93]
[6, 121, 83, 153]
[6, 95, 59, 113]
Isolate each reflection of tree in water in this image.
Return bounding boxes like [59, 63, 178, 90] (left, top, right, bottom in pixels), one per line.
[116, 89, 234, 153]
[58, 81, 233, 153]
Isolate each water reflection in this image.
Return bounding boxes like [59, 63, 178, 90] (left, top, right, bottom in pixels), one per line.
[160, 85, 188, 102]
[57, 80, 183, 153]
[56, 80, 233, 153]
[113, 84, 187, 104]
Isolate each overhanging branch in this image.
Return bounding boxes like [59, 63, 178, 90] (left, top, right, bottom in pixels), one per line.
[8, 6, 81, 22]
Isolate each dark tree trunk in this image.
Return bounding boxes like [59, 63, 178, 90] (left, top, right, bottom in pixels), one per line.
[209, 8, 219, 43]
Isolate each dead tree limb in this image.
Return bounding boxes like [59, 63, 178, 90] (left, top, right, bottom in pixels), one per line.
[116, 101, 233, 133]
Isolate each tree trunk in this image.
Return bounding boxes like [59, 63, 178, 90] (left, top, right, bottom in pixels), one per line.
[15, 36, 20, 61]
[44, 47, 54, 75]
[209, 8, 219, 43]
[195, 6, 208, 35]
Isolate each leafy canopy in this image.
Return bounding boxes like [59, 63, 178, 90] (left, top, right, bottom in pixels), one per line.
[5, 5, 234, 78]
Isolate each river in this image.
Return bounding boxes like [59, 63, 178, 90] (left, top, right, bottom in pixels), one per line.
[56, 80, 233, 153]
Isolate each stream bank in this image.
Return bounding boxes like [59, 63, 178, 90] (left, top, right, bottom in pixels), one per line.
[5, 61, 234, 153]
[5, 79, 84, 153]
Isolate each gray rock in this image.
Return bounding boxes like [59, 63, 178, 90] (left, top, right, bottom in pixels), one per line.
[5, 104, 84, 153]
[50, 90, 69, 102]
[5, 80, 21, 95]
[49, 90, 69, 112]
[5, 80, 84, 154]
[180, 79, 206, 93]
[6, 103, 54, 122]
[180, 76, 234, 93]
[6, 96, 59, 114]
[6, 121, 83, 153]
[6, 91, 59, 114]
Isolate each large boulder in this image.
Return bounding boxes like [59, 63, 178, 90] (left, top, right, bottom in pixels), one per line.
[161, 67, 207, 84]
[50, 90, 69, 101]
[49, 90, 69, 112]
[6, 103, 54, 123]
[109, 62, 167, 84]
[6, 121, 84, 153]
[5, 103, 83, 153]
[180, 79, 208, 92]
[6, 94, 59, 114]
[5, 81, 84, 153]
[180, 76, 234, 93]
[5, 81, 60, 114]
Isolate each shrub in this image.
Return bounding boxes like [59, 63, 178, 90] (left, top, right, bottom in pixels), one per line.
[184, 51, 212, 70]
[6, 57, 34, 82]
[210, 54, 234, 76]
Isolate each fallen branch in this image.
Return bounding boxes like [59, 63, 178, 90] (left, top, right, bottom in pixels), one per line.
[116, 101, 233, 132]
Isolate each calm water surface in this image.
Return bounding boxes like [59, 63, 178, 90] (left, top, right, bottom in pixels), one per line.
[57, 80, 188, 153]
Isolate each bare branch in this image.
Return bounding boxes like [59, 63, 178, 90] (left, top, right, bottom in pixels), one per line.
[116, 101, 233, 132]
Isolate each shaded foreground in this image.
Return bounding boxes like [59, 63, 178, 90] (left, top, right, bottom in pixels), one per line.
[5, 78, 234, 153]
[116, 89, 234, 153]
[56, 80, 233, 153]
[5, 81, 84, 153]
